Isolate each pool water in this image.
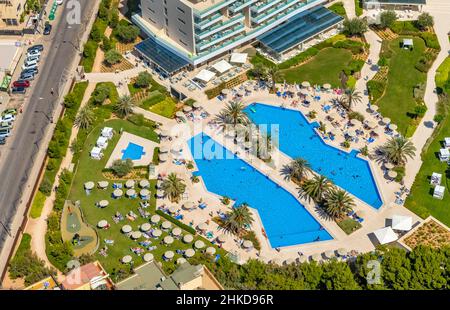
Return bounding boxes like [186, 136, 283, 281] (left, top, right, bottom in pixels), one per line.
[122, 143, 145, 161]
[244, 103, 383, 209]
[188, 133, 333, 248]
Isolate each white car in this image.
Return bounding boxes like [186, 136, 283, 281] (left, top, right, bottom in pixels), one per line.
[1, 114, 15, 123]
[27, 49, 41, 58]
[22, 62, 38, 71]
[56, 0, 64, 4]
[27, 54, 40, 62]
[0, 128, 11, 138]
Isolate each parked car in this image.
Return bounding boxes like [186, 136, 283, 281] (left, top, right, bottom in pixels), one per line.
[0, 128, 11, 138]
[27, 44, 44, 52]
[22, 62, 38, 71]
[20, 72, 35, 81]
[27, 49, 41, 58]
[22, 67, 38, 75]
[0, 137, 6, 145]
[44, 23, 52, 35]
[1, 114, 16, 123]
[0, 121, 12, 130]
[11, 87, 26, 94]
[26, 54, 40, 63]
[1, 108, 17, 116]
[24, 58, 38, 67]
[13, 80, 30, 88]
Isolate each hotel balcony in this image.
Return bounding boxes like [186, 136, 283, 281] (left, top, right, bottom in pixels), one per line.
[228, 0, 259, 13]
[195, 13, 245, 40]
[196, 24, 246, 52]
[193, 0, 238, 19]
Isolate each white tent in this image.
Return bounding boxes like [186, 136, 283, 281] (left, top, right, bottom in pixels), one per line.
[373, 227, 398, 245]
[96, 136, 108, 149]
[439, 148, 450, 161]
[230, 52, 248, 64]
[391, 215, 412, 231]
[430, 172, 442, 186]
[444, 137, 450, 148]
[212, 60, 232, 74]
[101, 127, 113, 139]
[195, 69, 216, 83]
[433, 185, 445, 199]
[403, 38, 413, 48]
[90, 147, 102, 159]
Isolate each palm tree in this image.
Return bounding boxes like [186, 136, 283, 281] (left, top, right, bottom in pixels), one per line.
[161, 173, 186, 202]
[222, 203, 254, 235]
[75, 105, 95, 129]
[299, 175, 333, 203]
[344, 87, 362, 111]
[375, 136, 416, 166]
[323, 187, 355, 219]
[214, 101, 249, 129]
[114, 95, 135, 118]
[281, 158, 312, 183]
[251, 63, 267, 83]
[267, 66, 280, 93]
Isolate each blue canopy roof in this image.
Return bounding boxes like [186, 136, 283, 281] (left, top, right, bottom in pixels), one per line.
[135, 37, 190, 74]
[257, 6, 344, 54]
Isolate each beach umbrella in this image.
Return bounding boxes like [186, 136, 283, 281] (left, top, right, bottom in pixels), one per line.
[122, 255, 132, 264]
[370, 105, 379, 112]
[329, 112, 340, 120]
[197, 223, 208, 231]
[98, 181, 109, 189]
[242, 240, 253, 249]
[84, 181, 94, 190]
[161, 221, 172, 230]
[185, 248, 195, 258]
[140, 189, 150, 198]
[311, 253, 321, 262]
[324, 250, 335, 259]
[139, 179, 150, 188]
[168, 206, 178, 214]
[284, 258, 296, 265]
[373, 227, 398, 244]
[382, 117, 391, 124]
[156, 180, 164, 188]
[350, 119, 361, 126]
[301, 81, 310, 88]
[355, 210, 366, 218]
[388, 170, 397, 179]
[217, 234, 227, 243]
[140, 223, 151, 232]
[150, 214, 160, 224]
[388, 123, 398, 131]
[194, 240, 205, 249]
[163, 236, 174, 245]
[126, 189, 136, 197]
[175, 111, 185, 119]
[156, 189, 165, 198]
[384, 162, 395, 169]
[164, 251, 174, 260]
[125, 180, 135, 188]
[159, 146, 169, 153]
[297, 255, 308, 263]
[391, 215, 412, 231]
[160, 129, 170, 137]
[347, 129, 356, 137]
[172, 227, 182, 237]
[122, 225, 132, 233]
[159, 153, 169, 162]
[243, 141, 253, 150]
[97, 220, 108, 228]
[98, 200, 109, 208]
[152, 229, 162, 237]
[366, 121, 377, 129]
[177, 257, 187, 264]
[337, 248, 347, 256]
[113, 189, 123, 198]
[143, 253, 154, 262]
[193, 102, 201, 109]
[323, 83, 331, 90]
[183, 201, 195, 210]
[206, 247, 216, 255]
[221, 89, 230, 95]
[183, 105, 193, 113]
[183, 234, 194, 243]
[131, 231, 142, 239]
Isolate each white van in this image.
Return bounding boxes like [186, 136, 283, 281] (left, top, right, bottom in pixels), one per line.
[24, 58, 38, 67]
[0, 128, 11, 138]
[22, 62, 38, 70]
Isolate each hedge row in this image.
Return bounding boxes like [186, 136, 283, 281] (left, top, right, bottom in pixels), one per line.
[156, 210, 197, 235]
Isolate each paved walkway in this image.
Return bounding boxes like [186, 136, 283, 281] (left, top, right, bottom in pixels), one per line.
[341, 0, 356, 18]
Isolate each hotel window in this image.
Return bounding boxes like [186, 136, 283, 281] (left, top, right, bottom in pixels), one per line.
[179, 39, 187, 47]
[178, 18, 186, 25]
[179, 28, 187, 36]
[177, 7, 185, 14]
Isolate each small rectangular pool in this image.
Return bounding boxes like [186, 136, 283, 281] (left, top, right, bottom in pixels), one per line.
[188, 133, 333, 248]
[122, 142, 145, 161]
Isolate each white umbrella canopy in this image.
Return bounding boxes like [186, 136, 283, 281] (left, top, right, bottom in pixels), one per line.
[98, 200, 109, 208]
[347, 129, 357, 137]
[156, 189, 165, 198]
[98, 181, 109, 189]
[156, 180, 164, 188]
[337, 248, 347, 256]
[297, 255, 308, 263]
[97, 220, 108, 228]
[126, 189, 136, 197]
[301, 81, 310, 88]
[206, 247, 216, 255]
[217, 234, 227, 243]
[194, 240, 205, 249]
[84, 181, 95, 190]
[161, 221, 172, 230]
[140, 223, 151, 232]
[391, 215, 412, 231]
[242, 240, 253, 249]
[323, 83, 331, 90]
[311, 253, 322, 262]
[122, 225, 132, 233]
[350, 119, 362, 126]
[131, 231, 142, 239]
[175, 111, 185, 119]
[152, 229, 162, 237]
[164, 251, 174, 259]
[172, 227, 182, 236]
[388, 170, 398, 179]
[183, 201, 195, 210]
[183, 234, 194, 243]
[164, 236, 174, 245]
[197, 223, 208, 231]
[159, 146, 169, 153]
[184, 248, 195, 258]
[355, 210, 365, 218]
[125, 180, 135, 188]
[388, 123, 398, 131]
[382, 117, 391, 124]
[159, 153, 169, 162]
[384, 162, 395, 169]
[366, 120, 377, 129]
[143, 253, 154, 262]
[324, 250, 335, 259]
[221, 89, 230, 95]
[139, 179, 150, 188]
[160, 129, 170, 137]
[177, 257, 187, 265]
[113, 189, 123, 198]
[168, 205, 178, 214]
[192, 102, 201, 109]
[373, 226, 398, 244]
[140, 189, 150, 197]
[183, 105, 193, 113]
[122, 255, 132, 264]
[150, 214, 160, 224]
[284, 257, 296, 265]
[370, 105, 379, 112]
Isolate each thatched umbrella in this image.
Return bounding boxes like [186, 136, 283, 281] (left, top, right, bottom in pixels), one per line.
[184, 248, 195, 258]
[122, 255, 132, 264]
[121, 225, 132, 233]
[98, 181, 109, 189]
[143, 253, 154, 262]
[194, 240, 205, 249]
[206, 247, 216, 255]
[337, 248, 347, 256]
[161, 221, 172, 230]
[84, 181, 94, 190]
[139, 179, 150, 188]
[172, 227, 182, 237]
[388, 170, 398, 179]
[140, 223, 151, 232]
[242, 240, 253, 249]
[163, 236, 174, 245]
[97, 220, 108, 228]
[164, 251, 174, 260]
[324, 250, 335, 259]
[301, 81, 310, 88]
[150, 214, 160, 224]
[125, 180, 135, 188]
[183, 234, 194, 243]
[152, 229, 162, 237]
[384, 162, 395, 170]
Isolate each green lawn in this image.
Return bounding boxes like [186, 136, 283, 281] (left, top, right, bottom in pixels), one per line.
[68, 119, 223, 276]
[377, 37, 427, 135]
[30, 191, 47, 219]
[279, 48, 353, 87]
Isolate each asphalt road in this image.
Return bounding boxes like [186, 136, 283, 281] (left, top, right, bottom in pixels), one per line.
[0, 0, 97, 249]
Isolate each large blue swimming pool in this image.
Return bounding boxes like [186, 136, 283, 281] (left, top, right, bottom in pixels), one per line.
[188, 133, 333, 248]
[244, 103, 383, 209]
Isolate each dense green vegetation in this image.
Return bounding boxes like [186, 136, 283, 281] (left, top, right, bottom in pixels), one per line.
[192, 245, 450, 290]
[354, 0, 363, 16]
[328, 2, 346, 17]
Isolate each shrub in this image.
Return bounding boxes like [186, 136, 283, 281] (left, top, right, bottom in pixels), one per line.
[278, 47, 320, 69]
[344, 59, 365, 75]
[102, 36, 113, 51]
[390, 20, 420, 35]
[354, 0, 363, 16]
[413, 104, 427, 118]
[378, 56, 388, 67]
[128, 113, 145, 126]
[111, 159, 133, 177]
[380, 10, 397, 29]
[89, 23, 103, 42]
[104, 49, 122, 66]
[109, 11, 119, 28]
[135, 71, 152, 88]
[343, 18, 367, 36]
[93, 84, 111, 104]
[420, 32, 440, 50]
[367, 80, 386, 103]
[328, 2, 346, 17]
[434, 114, 445, 124]
[115, 24, 140, 43]
[39, 177, 53, 195]
[416, 12, 434, 30]
[348, 111, 365, 122]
